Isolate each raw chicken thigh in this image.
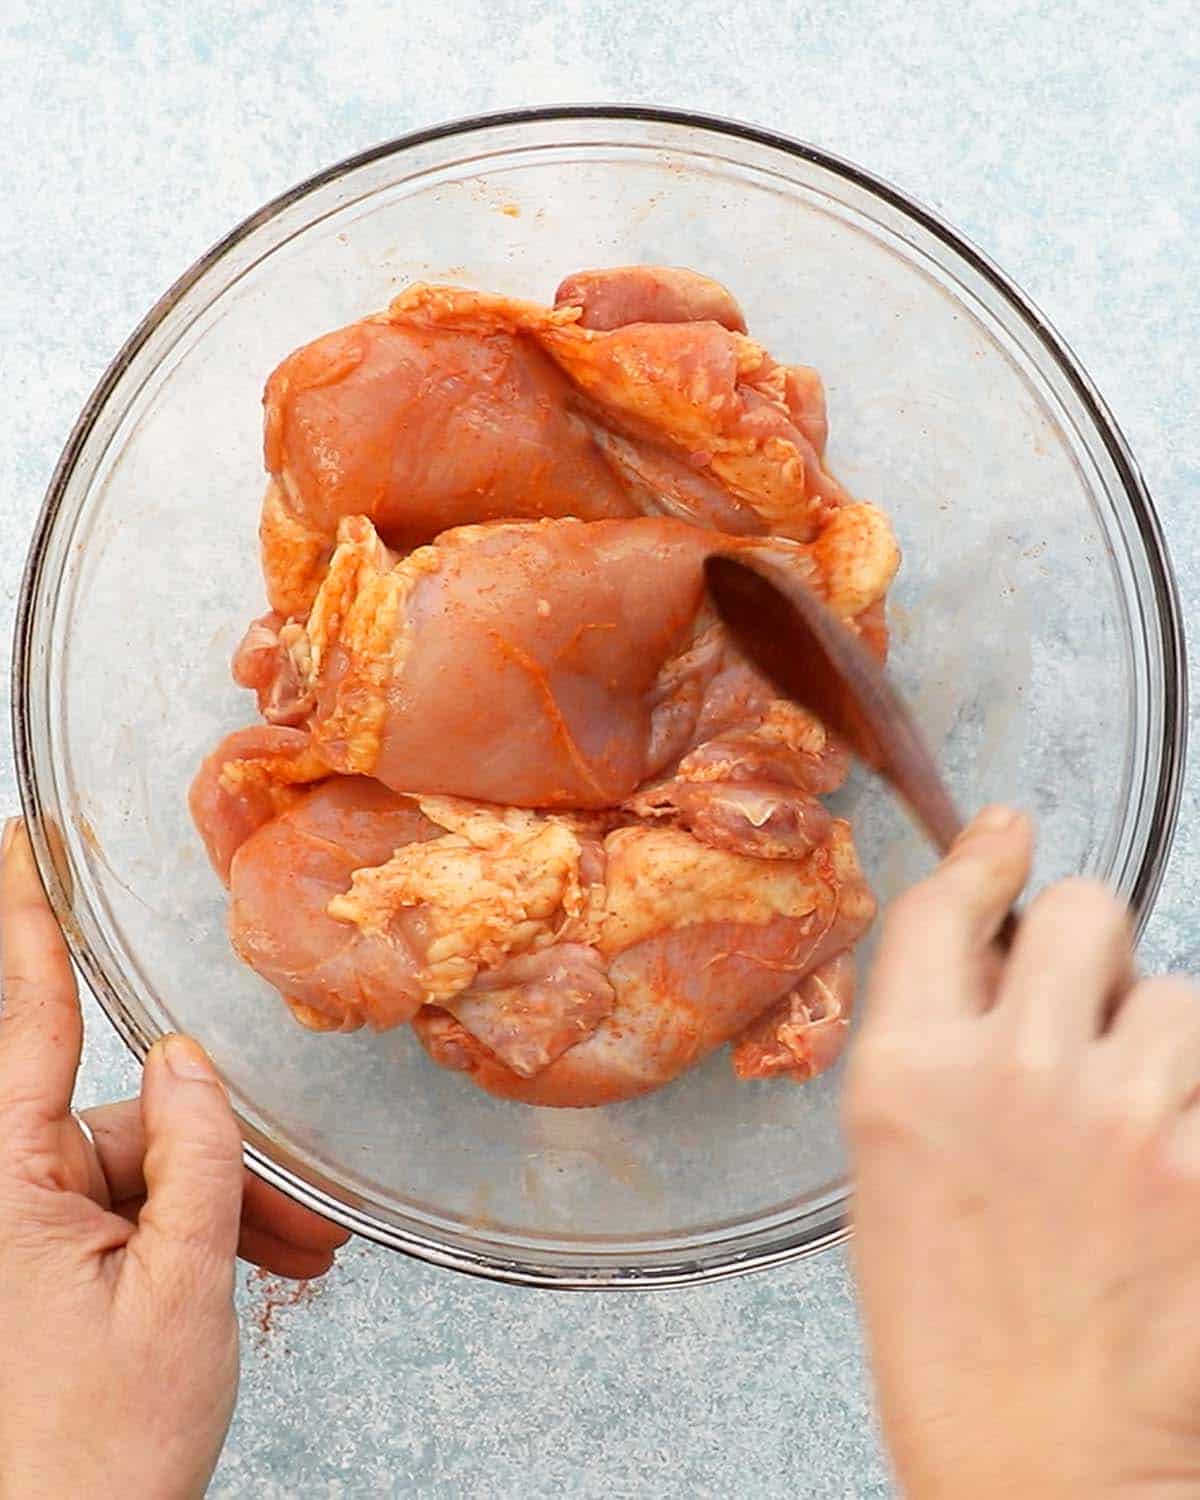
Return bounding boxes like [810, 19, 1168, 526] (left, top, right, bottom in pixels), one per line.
[554, 265, 749, 333]
[236, 508, 895, 808]
[189, 724, 329, 882]
[192, 264, 900, 1108]
[260, 267, 845, 614]
[228, 778, 443, 1032]
[260, 308, 636, 616]
[201, 774, 873, 1104]
[411, 820, 872, 1107]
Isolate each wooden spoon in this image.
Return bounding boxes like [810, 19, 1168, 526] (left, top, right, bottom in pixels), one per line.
[704, 550, 1016, 949]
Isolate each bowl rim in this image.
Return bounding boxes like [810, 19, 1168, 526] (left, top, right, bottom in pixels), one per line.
[13, 102, 1188, 1290]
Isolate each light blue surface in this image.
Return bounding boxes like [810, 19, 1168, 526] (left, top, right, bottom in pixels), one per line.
[3, 2, 1198, 1494]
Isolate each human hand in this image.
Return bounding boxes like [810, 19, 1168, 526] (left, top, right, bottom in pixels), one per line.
[845, 806, 1200, 1499]
[0, 819, 349, 1499]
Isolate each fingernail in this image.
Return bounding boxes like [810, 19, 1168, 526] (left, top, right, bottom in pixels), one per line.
[973, 805, 1018, 834]
[162, 1033, 218, 1082]
[1, 818, 21, 858]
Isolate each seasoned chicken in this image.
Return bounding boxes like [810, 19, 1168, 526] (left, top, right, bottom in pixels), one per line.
[260, 268, 846, 612]
[217, 773, 605, 1029]
[730, 952, 857, 1082]
[554, 265, 749, 333]
[413, 820, 873, 1106]
[629, 700, 850, 861]
[228, 777, 442, 1031]
[553, 266, 829, 456]
[537, 314, 842, 535]
[400, 282, 844, 534]
[208, 761, 873, 1104]
[260, 306, 636, 616]
[225, 782, 613, 1038]
[192, 263, 901, 1107]
[239, 511, 896, 810]
[189, 724, 330, 882]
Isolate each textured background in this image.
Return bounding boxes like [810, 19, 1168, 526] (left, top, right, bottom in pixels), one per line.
[3, 2, 1198, 1495]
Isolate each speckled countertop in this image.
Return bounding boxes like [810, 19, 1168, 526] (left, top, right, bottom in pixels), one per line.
[4, 2, 1198, 1495]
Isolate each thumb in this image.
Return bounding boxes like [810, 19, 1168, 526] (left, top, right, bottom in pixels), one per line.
[129, 1034, 243, 1302]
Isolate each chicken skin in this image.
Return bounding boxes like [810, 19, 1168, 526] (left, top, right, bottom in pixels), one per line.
[412, 821, 873, 1106]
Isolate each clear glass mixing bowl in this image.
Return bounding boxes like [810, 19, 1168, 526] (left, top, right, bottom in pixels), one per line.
[13, 107, 1186, 1288]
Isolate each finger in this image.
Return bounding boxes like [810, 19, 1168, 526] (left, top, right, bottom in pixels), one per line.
[869, 807, 1032, 1028]
[78, 1098, 143, 1203]
[83, 1098, 349, 1252]
[0, 820, 83, 1130]
[991, 879, 1132, 1057]
[1102, 977, 1200, 1121]
[237, 1223, 338, 1280]
[110, 1197, 339, 1279]
[241, 1173, 351, 1253]
[126, 1035, 243, 1306]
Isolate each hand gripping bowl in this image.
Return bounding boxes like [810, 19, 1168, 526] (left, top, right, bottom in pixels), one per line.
[13, 108, 1186, 1288]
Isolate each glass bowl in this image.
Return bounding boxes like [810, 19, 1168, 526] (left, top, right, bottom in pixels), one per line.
[13, 107, 1186, 1288]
